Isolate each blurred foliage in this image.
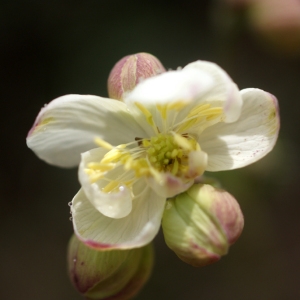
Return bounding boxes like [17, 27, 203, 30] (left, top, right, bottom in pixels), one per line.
[1, 0, 300, 299]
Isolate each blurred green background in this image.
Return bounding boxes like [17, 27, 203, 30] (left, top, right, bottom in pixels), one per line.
[1, 0, 300, 299]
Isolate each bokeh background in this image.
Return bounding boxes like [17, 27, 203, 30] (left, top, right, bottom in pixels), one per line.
[2, 0, 300, 299]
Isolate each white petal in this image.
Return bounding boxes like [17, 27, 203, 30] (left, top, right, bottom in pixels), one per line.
[187, 150, 208, 178]
[125, 67, 214, 106]
[184, 61, 242, 123]
[199, 88, 280, 171]
[79, 148, 132, 219]
[71, 187, 166, 250]
[146, 173, 194, 198]
[27, 94, 146, 167]
[123, 68, 213, 136]
[124, 60, 242, 136]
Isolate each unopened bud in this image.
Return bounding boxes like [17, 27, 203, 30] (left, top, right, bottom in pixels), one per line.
[67, 235, 154, 300]
[162, 184, 244, 267]
[107, 52, 166, 100]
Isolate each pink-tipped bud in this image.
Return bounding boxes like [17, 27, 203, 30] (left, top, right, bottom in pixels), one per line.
[107, 53, 166, 100]
[162, 183, 244, 267]
[67, 235, 154, 300]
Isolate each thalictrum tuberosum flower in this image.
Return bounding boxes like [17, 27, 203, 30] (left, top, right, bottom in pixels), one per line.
[27, 60, 280, 250]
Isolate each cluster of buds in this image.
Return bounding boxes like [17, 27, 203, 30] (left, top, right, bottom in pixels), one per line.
[67, 53, 245, 298]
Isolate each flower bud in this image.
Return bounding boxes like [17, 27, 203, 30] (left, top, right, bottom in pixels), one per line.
[107, 53, 166, 100]
[67, 235, 154, 300]
[162, 183, 244, 267]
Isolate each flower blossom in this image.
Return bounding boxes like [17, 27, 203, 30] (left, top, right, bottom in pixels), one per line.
[27, 60, 280, 250]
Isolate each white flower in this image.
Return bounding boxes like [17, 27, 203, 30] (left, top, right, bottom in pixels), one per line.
[27, 61, 280, 250]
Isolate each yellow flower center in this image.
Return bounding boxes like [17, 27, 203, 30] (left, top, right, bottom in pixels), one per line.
[85, 133, 199, 193]
[85, 102, 223, 194]
[142, 133, 199, 175]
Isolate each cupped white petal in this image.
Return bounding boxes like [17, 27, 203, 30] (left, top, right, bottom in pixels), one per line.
[79, 148, 132, 219]
[124, 60, 242, 137]
[125, 68, 214, 106]
[71, 186, 166, 250]
[199, 88, 280, 171]
[123, 68, 214, 136]
[187, 150, 208, 178]
[27, 94, 146, 167]
[184, 61, 242, 123]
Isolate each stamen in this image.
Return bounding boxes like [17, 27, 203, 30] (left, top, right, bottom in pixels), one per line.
[156, 104, 167, 120]
[89, 173, 103, 183]
[95, 137, 113, 150]
[87, 162, 114, 171]
[172, 133, 193, 151]
[171, 158, 179, 175]
[167, 101, 186, 111]
[135, 102, 159, 134]
[174, 104, 223, 133]
[171, 149, 178, 158]
[101, 149, 124, 163]
[102, 181, 119, 193]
